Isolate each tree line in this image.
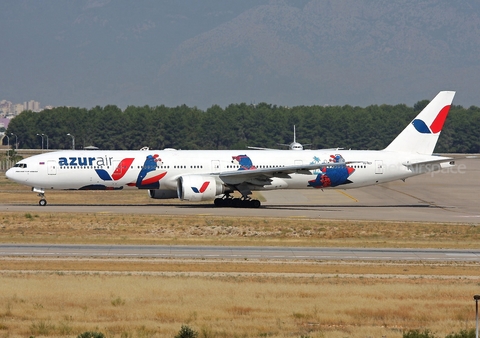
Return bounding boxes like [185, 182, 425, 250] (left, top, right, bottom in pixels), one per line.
[5, 101, 480, 153]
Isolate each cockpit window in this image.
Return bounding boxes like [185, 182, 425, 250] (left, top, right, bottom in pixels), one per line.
[13, 163, 27, 168]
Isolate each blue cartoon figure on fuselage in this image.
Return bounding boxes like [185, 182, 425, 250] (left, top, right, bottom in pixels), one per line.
[136, 154, 161, 188]
[232, 155, 257, 170]
[308, 154, 355, 188]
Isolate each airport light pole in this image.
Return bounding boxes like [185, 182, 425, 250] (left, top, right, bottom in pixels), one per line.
[36, 133, 44, 151]
[475, 295, 480, 338]
[4, 135, 11, 161]
[67, 133, 75, 150]
[43, 134, 49, 150]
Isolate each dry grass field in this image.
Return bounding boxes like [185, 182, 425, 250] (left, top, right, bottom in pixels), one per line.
[1, 209, 480, 249]
[1, 173, 480, 338]
[0, 272, 478, 338]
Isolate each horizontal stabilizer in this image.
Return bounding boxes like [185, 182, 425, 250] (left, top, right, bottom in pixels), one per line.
[402, 157, 454, 167]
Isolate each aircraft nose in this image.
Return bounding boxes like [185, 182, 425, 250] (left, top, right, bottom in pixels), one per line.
[5, 167, 13, 180]
[5, 167, 24, 183]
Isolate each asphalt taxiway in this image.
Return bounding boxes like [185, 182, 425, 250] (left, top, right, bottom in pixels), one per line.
[1, 158, 479, 223]
[1, 244, 479, 262]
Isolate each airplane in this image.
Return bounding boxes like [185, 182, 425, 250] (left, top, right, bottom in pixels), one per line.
[248, 125, 310, 151]
[278, 125, 312, 150]
[6, 91, 457, 208]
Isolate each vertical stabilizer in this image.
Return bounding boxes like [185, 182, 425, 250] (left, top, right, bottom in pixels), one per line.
[384, 91, 455, 154]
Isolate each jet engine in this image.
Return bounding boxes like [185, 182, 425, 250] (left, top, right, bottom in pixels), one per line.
[177, 175, 226, 202]
[148, 189, 178, 199]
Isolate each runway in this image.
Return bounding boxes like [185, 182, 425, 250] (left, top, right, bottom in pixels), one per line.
[1, 158, 479, 223]
[1, 244, 479, 262]
[1, 158, 479, 265]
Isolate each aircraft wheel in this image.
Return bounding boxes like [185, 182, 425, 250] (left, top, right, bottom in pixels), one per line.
[240, 199, 251, 208]
[214, 198, 223, 207]
[251, 199, 261, 208]
[232, 198, 242, 208]
[39, 199, 47, 206]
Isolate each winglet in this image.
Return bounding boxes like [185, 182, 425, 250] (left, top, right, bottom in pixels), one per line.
[384, 91, 455, 154]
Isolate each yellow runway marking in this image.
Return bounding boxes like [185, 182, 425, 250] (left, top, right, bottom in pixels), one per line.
[335, 190, 359, 202]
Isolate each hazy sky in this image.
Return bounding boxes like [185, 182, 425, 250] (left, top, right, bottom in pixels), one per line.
[2, 0, 479, 109]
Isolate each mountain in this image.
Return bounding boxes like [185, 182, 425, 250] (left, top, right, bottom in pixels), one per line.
[158, 0, 480, 108]
[2, 0, 480, 109]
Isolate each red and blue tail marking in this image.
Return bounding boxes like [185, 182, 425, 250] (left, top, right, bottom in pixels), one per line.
[412, 105, 451, 134]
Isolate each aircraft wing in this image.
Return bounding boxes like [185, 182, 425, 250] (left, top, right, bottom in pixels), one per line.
[217, 161, 364, 185]
[247, 146, 275, 151]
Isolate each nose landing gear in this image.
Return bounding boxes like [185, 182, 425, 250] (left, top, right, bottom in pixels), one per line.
[32, 187, 47, 206]
[39, 196, 47, 206]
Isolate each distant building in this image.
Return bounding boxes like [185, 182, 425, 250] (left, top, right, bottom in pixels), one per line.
[14, 104, 25, 115]
[0, 100, 12, 116]
[0, 118, 10, 129]
[24, 100, 40, 112]
[0, 99, 47, 118]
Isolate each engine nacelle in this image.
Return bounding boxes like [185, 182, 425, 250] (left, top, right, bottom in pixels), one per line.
[177, 175, 225, 202]
[148, 189, 178, 199]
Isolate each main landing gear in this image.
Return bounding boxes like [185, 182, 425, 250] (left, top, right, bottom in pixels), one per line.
[214, 195, 261, 208]
[214, 184, 261, 208]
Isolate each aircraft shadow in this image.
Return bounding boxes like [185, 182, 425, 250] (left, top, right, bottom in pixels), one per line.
[38, 203, 440, 211]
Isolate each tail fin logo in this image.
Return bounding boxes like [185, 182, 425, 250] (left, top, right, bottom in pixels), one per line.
[412, 105, 451, 134]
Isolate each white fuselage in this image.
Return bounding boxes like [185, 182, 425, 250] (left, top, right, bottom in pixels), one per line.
[6, 148, 450, 193]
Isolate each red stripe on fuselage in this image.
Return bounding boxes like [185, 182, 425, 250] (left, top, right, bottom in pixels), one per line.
[141, 172, 167, 185]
